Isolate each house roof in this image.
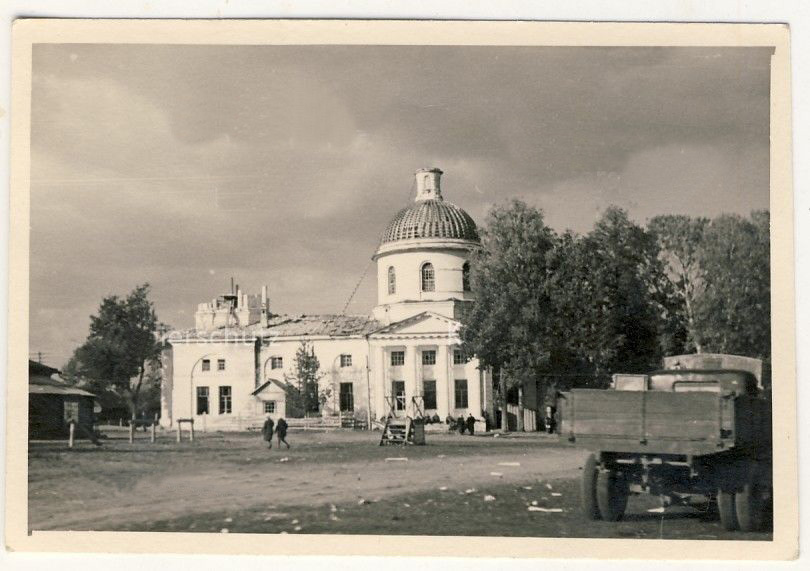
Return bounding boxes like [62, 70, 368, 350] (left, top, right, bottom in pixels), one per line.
[29, 383, 97, 398]
[29, 360, 98, 397]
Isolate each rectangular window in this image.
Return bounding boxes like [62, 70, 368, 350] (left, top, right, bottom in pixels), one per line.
[196, 386, 210, 415]
[340, 354, 353, 368]
[390, 351, 405, 366]
[270, 356, 283, 369]
[201, 359, 211, 372]
[219, 386, 232, 414]
[454, 379, 468, 409]
[453, 350, 466, 365]
[63, 400, 80, 424]
[339, 382, 354, 412]
[264, 401, 276, 414]
[422, 350, 436, 365]
[423, 380, 437, 410]
[217, 359, 226, 371]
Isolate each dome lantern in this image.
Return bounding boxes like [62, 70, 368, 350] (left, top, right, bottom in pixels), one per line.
[415, 168, 443, 202]
[378, 168, 480, 247]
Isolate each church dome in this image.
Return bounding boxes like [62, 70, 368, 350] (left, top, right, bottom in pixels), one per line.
[380, 169, 480, 244]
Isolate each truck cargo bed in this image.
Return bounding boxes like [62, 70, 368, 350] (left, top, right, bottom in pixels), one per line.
[558, 389, 770, 456]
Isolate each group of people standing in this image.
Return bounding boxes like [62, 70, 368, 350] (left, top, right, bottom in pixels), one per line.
[261, 415, 290, 449]
[447, 413, 479, 435]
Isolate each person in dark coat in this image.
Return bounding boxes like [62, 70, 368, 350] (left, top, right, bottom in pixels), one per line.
[457, 415, 466, 435]
[262, 414, 275, 449]
[465, 414, 476, 436]
[276, 417, 290, 449]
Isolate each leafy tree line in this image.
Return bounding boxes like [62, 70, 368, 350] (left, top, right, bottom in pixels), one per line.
[460, 201, 771, 430]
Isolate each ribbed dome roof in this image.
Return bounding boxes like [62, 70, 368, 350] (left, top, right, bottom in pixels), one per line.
[381, 199, 480, 244]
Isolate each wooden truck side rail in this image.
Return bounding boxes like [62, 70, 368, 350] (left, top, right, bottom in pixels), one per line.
[558, 388, 749, 456]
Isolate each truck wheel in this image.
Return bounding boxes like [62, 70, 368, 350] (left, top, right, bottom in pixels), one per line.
[717, 489, 738, 531]
[581, 454, 600, 520]
[596, 468, 628, 521]
[735, 479, 766, 532]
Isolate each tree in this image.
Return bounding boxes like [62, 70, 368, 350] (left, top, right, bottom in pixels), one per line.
[648, 215, 709, 353]
[694, 212, 771, 369]
[549, 207, 670, 377]
[67, 284, 166, 419]
[460, 200, 558, 431]
[284, 341, 325, 416]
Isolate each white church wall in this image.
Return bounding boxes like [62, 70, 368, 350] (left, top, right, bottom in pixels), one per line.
[258, 336, 371, 419]
[167, 340, 259, 430]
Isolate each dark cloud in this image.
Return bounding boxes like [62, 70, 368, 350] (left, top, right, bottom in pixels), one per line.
[30, 45, 771, 366]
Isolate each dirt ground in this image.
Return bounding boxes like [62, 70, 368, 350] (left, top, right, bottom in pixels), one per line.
[28, 429, 771, 540]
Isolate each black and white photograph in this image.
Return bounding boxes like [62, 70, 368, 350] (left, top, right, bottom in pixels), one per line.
[5, 19, 797, 560]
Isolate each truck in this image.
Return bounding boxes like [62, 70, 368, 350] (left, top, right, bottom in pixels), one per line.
[557, 353, 772, 532]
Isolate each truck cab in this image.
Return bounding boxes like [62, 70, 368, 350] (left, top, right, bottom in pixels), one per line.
[612, 369, 760, 396]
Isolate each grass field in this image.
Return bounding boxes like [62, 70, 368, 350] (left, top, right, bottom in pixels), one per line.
[28, 429, 772, 540]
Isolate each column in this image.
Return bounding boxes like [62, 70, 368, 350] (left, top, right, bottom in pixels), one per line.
[404, 344, 418, 417]
[447, 346, 456, 416]
[466, 360, 482, 418]
[372, 344, 387, 421]
[436, 344, 450, 419]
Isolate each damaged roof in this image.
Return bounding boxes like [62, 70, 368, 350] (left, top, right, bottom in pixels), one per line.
[257, 314, 381, 337]
[172, 314, 381, 340]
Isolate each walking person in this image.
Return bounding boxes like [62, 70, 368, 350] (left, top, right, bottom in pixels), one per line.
[276, 417, 290, 449]
[457, 415, 466, 435]
[262, 414, 275, 449]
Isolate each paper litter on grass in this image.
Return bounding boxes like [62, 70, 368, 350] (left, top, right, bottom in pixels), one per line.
[490, 472, 503, 477]
[464, 488, 477, 494]
[483, 495, 496, 502]
[551, 492, 562, 497]
[530, 500, 538, 506]
[439, 486, 448, 491]
[647, 506, 666, 513]
[498, 462, 521, 467]
[385, 457, 408, 462]
[545, 483, 553, 490]
[522, 486, 533, 490]
[528, 507, 563, 513]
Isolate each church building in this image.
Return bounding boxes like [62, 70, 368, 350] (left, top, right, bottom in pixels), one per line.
[160, 168, 494, 431]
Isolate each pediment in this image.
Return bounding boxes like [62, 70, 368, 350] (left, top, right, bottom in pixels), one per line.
[252, 378, 287, 396]
[370, 312, 461, 338]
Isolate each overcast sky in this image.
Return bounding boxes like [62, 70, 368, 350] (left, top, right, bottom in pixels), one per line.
[29, 45, 771, 367]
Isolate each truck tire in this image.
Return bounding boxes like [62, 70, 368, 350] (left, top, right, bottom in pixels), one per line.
[596, 468, 628, 521]
[735, 476, 766, 532]
[717, 489, 738, 531]
[581, 453, 600, 520]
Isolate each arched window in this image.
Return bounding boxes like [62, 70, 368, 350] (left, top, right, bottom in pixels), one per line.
[462, 262, 471, 292]
[388, 266, 396, 295]
[421, 262, 435, 292]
